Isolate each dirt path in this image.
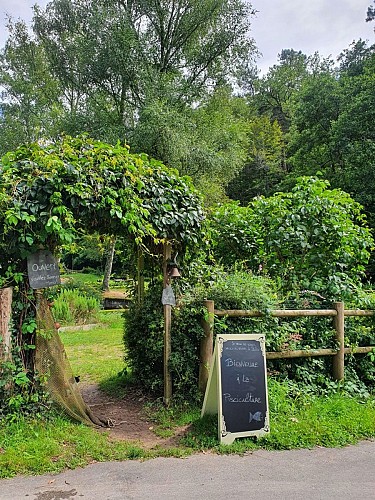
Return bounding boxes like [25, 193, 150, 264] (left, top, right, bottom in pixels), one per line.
[80, 384, 188, 448]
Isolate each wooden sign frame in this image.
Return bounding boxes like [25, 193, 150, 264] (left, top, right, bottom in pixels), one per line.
[201, 334, 270, 445]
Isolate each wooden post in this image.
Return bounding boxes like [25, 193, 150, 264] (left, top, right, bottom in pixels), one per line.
[333, 301, 345, 381]
[0, 287, 13, 363]
[137, 248, 145, 305]
[199, 300, 215, 393]
[163, 243, 172, 405]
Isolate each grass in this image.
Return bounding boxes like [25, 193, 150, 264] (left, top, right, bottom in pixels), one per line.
[59, 311, 126, 384]
[62, 271, 102, 286]
[1, 273, 375, 478]
[0, 414, 189, 479]
[180, 381, 375, 453]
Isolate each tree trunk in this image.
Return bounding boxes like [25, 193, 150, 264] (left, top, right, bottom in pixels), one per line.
[102, 236, 116, 291]
[0, 287, 13, 362]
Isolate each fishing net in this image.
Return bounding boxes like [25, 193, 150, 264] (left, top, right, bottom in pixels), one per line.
[35, 295, 108, 427]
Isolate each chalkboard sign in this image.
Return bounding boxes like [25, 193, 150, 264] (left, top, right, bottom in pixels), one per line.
[201, 334, 270, 445]
[27, 250, 61, 289]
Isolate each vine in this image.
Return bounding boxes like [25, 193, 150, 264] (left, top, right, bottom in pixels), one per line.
[0, 135, 205, 414]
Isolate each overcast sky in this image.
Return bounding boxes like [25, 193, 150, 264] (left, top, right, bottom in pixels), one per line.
[0, 0, 374, 74]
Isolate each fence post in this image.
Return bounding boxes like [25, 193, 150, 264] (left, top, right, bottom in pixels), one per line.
[0, 287, 13, 363]
[199, 300, 215, 393]
[163, 243, 172, 405]
[333, 301, 345, 381]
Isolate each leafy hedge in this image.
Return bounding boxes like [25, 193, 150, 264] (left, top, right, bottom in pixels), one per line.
[124, 270, 278, 400]
[210, 177, 374, 300]
[124, 267, 375, 401]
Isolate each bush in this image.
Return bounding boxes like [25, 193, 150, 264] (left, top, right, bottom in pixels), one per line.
[124, 266, 375, 400]
[52, 289, 100, 325]
[210, 177, 374, 300]
[124, 269, 279, 401]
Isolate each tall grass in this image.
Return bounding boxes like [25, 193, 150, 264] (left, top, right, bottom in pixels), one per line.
[52, 288, 100, 325]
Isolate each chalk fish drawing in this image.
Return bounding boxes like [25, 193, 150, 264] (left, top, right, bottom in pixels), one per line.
[249, 411, 262, 423]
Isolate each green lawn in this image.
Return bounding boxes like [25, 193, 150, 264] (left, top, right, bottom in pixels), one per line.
[62, 272, 102, 286]
[59, 311, 125, 384]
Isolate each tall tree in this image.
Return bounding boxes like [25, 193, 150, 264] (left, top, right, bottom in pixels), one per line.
[367, 0, 375, 28]
[227, 115, 284, 203]
[24, 0, 257, 192]
[253, 49, 311, 133]
[287, 41, 375, 223]
[33, 0, 256, 136]
[0, 20, 62, 154]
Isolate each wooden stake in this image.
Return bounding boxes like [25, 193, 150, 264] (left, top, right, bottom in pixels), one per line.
[163, 243, 172, 405]
[0, 287, 13, 363]
[137, 248, 145, 305]
[333, 301, 345, 381]
[199, 300, 214, 393]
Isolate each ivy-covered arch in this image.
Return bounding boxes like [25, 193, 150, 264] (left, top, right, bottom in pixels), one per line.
[0, 135, 205, 422]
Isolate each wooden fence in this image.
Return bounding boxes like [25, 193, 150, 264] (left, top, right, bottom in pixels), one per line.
[198, 300, 375, 392]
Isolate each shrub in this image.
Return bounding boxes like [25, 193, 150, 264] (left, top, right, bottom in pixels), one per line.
[124, 269, 279, 401]
[210, 177, 374, 300]
[52, 289, 100, 325]
[124, 266, 375, 400]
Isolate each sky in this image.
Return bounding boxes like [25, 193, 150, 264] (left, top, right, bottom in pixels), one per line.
[0, 0, 374, 74]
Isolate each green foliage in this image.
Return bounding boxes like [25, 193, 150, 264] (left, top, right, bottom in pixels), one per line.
[123, 284, 165, 394]
[52, 289, 100, 325]
[0, 355, 52, 421]
[287, 44, 375, 227]
[0, 280, 51, 419]
[124, 269, 278, 399]
[209, 201, 262, 269]
[0, 134, 204, 417]
[0, 135, 205, 265]
[0, 20, 62, 155]
[227, 115, 284, 202]
[209, 180, 374, 393]
[211, 176, 374, 300]
[182, 380, 375, 451]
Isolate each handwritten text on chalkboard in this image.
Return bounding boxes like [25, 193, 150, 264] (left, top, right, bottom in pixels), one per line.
[219, 336, 269, 437]
[201, 334, 270, 445]
[27, 250, 61, 289]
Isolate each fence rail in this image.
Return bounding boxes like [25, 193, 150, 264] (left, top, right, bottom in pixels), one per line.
[198, 300, 375, 392]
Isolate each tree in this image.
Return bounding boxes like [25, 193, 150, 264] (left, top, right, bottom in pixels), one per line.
[211, 177, 373, 299]
[338, 39, 375, 76]
[0, 20, 62, 154]
[286, 42, 375, 223]
[367, 1, 375, 28]
[102, 236, 116, 291]
[287, 71, 341, 178]
[226, 115, 284, 202]
[252, 49, 328, 133]
[33, 0, 256, 135]
[230, 49, 335, 202]
[1, 0, 256, 192]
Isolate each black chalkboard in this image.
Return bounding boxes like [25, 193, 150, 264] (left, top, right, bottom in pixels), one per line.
[220, 338, 267, 434]
[27, 250, 61, 289]
[201, 334, 269, 444]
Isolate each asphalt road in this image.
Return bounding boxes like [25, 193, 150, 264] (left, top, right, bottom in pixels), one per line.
[1, 440, 374, 500]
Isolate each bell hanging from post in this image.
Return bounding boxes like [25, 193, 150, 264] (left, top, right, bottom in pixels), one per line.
[168, 265, 181, 279]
